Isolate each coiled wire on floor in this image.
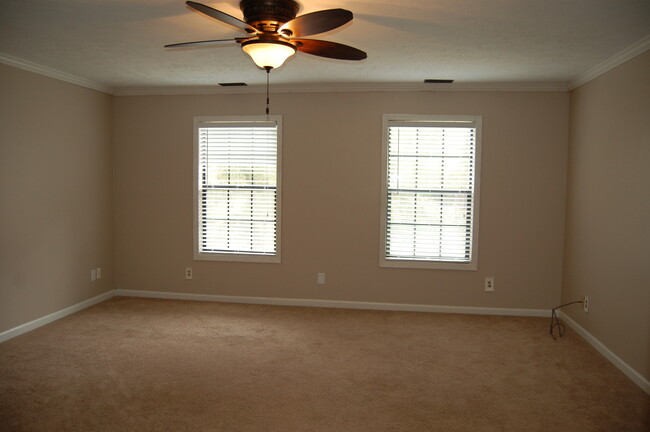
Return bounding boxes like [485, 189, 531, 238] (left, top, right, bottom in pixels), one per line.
[549, 300, 583, 340]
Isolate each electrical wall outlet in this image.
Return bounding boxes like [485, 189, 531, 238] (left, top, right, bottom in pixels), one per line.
[317, 273, 326, 285]
[484, 277, 495, 292]
[583, 296, 589, 312]
[90, 267, 102, 282]
[185, 267, 193, 280]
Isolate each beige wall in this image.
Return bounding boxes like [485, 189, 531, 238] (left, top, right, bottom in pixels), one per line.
[2, 49, 646, 387]
[0, 64, 114, 333]
[114, 90, 568, 310]
[563, 51, 650, 380]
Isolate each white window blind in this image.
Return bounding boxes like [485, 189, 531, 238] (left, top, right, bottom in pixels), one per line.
[195, 117, 281, 262]
[381, 116, 481, 269]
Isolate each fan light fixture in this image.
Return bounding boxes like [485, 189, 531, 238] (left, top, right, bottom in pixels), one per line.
[241, 40, 297, 69]
[165, 1, 367, 114]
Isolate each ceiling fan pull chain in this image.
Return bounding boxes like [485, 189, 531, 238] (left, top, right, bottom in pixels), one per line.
[265, 66, 272, 115]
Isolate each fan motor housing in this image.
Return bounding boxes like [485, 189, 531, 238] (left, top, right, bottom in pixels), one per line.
[240, 0, 300, 30]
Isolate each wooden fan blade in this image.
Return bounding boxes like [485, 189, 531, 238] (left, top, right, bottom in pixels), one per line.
[293, 39, 367, 60]
[186, 1, 257, 33]
[279, 9, 353, 37]
[164, 38, 248, 48]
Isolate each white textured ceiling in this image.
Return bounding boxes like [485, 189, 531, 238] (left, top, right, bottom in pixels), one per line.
[1, 0, 649, 92]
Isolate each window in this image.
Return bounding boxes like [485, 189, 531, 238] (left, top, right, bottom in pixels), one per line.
[380, 115, 481, 270]
[194, 116, 281, 263]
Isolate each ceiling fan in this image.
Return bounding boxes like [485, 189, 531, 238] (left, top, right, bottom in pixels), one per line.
[165, 0, 367, 70]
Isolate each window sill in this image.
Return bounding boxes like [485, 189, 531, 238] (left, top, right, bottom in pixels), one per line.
[194, 252, 281, 264]
[380, 258, 477, 271]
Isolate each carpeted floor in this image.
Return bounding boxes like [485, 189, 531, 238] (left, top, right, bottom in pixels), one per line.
[0, 296, 648, 431]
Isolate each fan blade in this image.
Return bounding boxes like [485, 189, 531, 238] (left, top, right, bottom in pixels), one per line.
[279, 9, 353, 37]
[293, 39, 367, 60]
[186, 1, 257, 33]
[165, 38, 248, 48]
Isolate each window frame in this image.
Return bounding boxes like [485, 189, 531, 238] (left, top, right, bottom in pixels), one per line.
[379, 114, 482, 271]
[193, 115, 282, 263]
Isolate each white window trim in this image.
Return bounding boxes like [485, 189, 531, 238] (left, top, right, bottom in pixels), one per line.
[193, 115, 282, 263]
[379, 114, 482, 271]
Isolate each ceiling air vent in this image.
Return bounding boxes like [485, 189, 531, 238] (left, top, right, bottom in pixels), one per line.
[218, 82, 248, 86]
[424, 79, 454, 84]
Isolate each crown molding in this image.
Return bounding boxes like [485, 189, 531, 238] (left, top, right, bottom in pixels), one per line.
[568, 35, 650, 90]
[16, 38, 650, 96]
[0, 52, 113, 94]
[114, 81, 568, 96]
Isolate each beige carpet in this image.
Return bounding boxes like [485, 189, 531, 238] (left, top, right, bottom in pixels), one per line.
[0, 296, 648, 431]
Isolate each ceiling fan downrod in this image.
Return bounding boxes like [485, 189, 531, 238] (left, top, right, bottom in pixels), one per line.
[240, 0, 300, 33]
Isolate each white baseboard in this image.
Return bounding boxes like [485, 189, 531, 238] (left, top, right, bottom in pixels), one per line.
[0, 290, 116, 343]
[4, 288, 646, 395]
[558, 310, 650, 395]
[0, 289, 547, 344]
[115, 289, 550, 317]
